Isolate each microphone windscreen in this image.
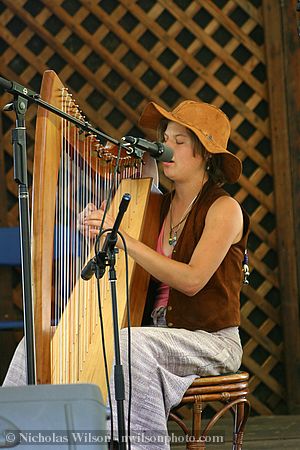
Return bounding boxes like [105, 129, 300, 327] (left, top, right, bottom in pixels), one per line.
[156, 145, 173, 162]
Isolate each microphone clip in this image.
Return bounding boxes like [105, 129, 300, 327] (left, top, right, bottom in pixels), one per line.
[121, 137, 144, 159]
[95, 247, 119, 279]
[82, 246, 119, 280]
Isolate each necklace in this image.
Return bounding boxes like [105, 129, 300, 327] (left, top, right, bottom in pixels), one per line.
[168, 172, 207, 247]
[168, 193, 199, 247]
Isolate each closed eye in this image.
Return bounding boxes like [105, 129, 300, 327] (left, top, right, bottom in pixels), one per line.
[163, 133, 189, 145]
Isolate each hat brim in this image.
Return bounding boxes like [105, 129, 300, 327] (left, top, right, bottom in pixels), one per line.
[139, 102, 242, 183]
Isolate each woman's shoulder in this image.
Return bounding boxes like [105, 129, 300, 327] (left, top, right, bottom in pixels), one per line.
[203, 183, 243, 224]
[208, 195, 242, 218]
[199, 181, 229, 209]
[206, 194, 250, 241]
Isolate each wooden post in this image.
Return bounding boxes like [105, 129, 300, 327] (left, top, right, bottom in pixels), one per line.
[263, 0, 300, 413]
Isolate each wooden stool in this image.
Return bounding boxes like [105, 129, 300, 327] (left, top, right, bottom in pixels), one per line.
[169, 371, 250, 449]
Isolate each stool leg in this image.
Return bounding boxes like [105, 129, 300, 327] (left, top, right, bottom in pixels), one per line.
[232, 399, 250, 450]
[187, 397, 206, 450]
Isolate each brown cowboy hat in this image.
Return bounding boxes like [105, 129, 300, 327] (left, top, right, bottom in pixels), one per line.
[139, 100, 242, 183]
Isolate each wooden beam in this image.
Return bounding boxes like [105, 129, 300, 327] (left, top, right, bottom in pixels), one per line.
[281, 0, 300, 413]
[262, 0, 300, 413]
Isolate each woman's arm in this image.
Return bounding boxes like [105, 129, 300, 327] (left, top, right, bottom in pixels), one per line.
[84, 196, 243, 296]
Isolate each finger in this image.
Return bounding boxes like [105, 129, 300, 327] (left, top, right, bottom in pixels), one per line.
[84, 219, 102, 228]
[100, 200, 107, 211]
[88, 228, 100, 237]
[85, 210, 102, 221]
[90, 203, 98, 211]
[85, 203, 97, 214]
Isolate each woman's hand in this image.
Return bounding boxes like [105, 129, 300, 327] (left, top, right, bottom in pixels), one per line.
[77, 203, 98, 236]
[82, 202, 127, 249]
[78, 201, 111, 235]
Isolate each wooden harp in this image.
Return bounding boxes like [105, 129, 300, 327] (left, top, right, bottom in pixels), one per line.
[32, 70, 161, 399]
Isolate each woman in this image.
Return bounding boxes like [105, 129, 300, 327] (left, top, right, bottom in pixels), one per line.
[3, 100, 249, 449]
[84, 100, 249, 449]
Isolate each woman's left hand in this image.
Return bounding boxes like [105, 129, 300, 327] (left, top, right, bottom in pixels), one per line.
[83, 202, 127, 249]
[77, 203, 98, 236]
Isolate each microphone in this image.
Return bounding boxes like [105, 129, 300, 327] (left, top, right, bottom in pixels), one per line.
[121, 136, 173, 162]
[101, 193, 131, 255]
[81, 193, 131, 281]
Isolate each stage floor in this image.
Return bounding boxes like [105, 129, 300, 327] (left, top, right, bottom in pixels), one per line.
[168, 415, 300, 449]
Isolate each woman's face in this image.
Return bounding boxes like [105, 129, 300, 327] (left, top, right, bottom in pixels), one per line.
[161, 121, 205, 183]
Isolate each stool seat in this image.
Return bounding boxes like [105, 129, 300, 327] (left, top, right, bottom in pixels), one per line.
[169, 371, 250, 449]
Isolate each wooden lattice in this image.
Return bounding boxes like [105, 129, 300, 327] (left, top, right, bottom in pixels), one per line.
[0, 0, 291, 415]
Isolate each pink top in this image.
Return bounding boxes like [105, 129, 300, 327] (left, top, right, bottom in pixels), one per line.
[154, 221, 172, 309]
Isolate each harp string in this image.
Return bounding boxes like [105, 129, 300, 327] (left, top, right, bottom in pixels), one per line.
[52, 87, 142, 385]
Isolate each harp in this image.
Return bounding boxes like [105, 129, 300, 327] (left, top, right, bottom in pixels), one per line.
[32, 70, 161, 399]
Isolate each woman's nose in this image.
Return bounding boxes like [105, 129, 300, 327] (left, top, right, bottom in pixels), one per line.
[164, 137, 174, 148]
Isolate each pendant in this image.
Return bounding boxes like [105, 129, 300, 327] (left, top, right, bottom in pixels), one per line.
[168, 231, 177, 247]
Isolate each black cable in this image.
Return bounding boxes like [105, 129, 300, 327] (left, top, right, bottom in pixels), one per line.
[94, 144, 123, 256]
[87, 142, 134, 448]
[118, 233, 132, 450]
[93, 230, 132, 449]
[95, 272, 114, 449]
[91, 143, 122, 448]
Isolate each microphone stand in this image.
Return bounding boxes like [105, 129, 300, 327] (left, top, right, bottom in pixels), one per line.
[0, 76, 125, 147]
[2, 92, 36, 384]
[104, 243, 126, 450]
[82, 193, 131, 450]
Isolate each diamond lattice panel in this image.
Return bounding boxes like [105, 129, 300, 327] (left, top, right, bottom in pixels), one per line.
[0, 0, 286, 415]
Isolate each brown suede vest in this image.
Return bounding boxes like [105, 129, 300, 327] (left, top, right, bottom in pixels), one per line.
[160, 180, 250, 332]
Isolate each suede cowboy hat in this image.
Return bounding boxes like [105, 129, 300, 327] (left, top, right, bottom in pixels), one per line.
[139, 100, 242, 183]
